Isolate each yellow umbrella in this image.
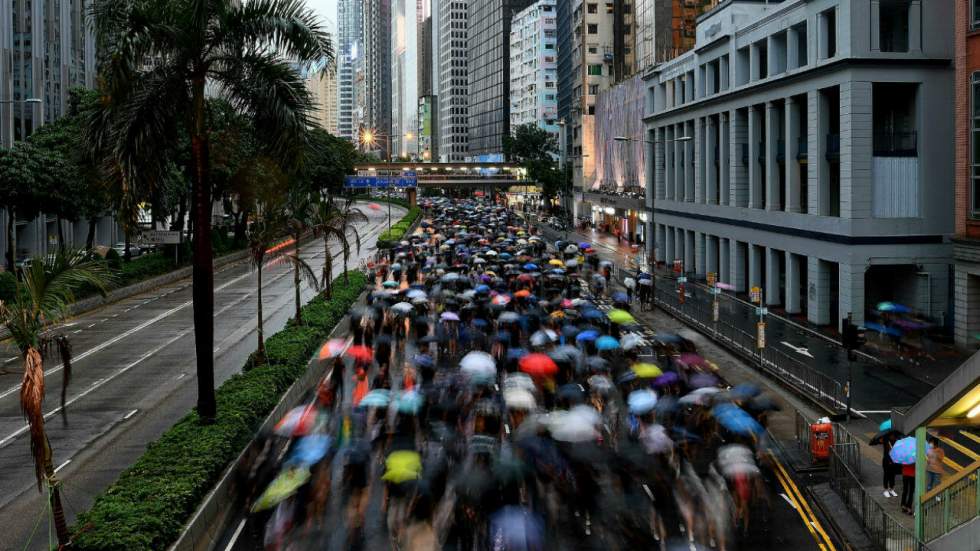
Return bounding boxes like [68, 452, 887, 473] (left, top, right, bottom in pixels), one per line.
[251, 467, 311, 512]
[607, 309, 636, 325]
[548, 259, 564, 267]
[631, 362, 663, 379]
[382, 450, 422, 483]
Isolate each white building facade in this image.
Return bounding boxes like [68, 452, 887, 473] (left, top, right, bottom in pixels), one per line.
[643, 0, 952, 329]
[437, 0, 469, 161]
[509, 0, 559, 137]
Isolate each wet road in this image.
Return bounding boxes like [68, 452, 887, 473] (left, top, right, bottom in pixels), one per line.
[0, 203, 403, 551]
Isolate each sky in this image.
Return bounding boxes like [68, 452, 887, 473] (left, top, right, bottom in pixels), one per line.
[307, 0, 338, 36]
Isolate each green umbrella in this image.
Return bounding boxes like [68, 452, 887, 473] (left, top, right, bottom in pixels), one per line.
[607, 309, 636, 325]
[251, 467, 311, 512]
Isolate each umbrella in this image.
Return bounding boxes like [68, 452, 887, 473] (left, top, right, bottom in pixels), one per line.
[712, 403, 764, 436]
[879, 419, 893, 431]
[746, 394, 781, 412]
[493, 295, 512, 306]
[383, 280, 399, 288]
[689, 372, 720, 389]
[499, 311, 521, 323]
[564, 245, 579, 255]
[729, 383, 761, 401]
[654, 372, 681, 387]
[621, 334, 644, 351]
[678, 353, 706, 366]
[489, 506, 544, 551]
[520, 353, 558, 378]
[548, 259, 564, 267]
[549, 345, 581, 364]
[587, 374, 613, 394]
[889, 436, 930, 465]
[504, 388, 537, 411]
[557, 383, 585, 404]
[251, 467, 311, 512]
[440, 311, 461, 322]
[391, 302, 414, 315]
[595, 335, 620, 351]
[503, 372, 536, 392]
[382, 450, 423, 483]
[870, 428, 901, 446]
[864, 322, 903, 337]
[654, 332, 683, 343]
[274, 405, 322, 437]
[318, 338, 350, 360]
[640, 424, 674, 454]
[368, 203, 381, 210]
[346, 345, 373, 363]
[607, 309, 636, 325]
[877, 301, 912, 314]
[523, 263, 539, 271]
[287, 434, 332, 467]
[628, 389, 658, 415]
[530, 329, 558, 347]
[715, 282, 735, 291]
[359, 389, 391, 408]
[549, 406, 600, 442]
[406, 289, 427, 300]
[396, 390, 425, 414]
[575, 329, 600, 343]
[632, 362, 663, 379]
[460, 351, 497, 379]
[611, 292, 629, 303]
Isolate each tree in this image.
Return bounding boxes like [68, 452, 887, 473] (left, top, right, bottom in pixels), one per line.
[90, 0, 331, 421]
[310, 195, 367, 297]
[1, 249, 112, 548]
[284, 189, 317, 323]
[0, 143, 44, 271]
[504, 124, 562, 209]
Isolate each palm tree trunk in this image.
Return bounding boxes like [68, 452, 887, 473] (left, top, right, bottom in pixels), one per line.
[56, 216, 65, 251]
[86, 217, 98, 250]
[6, 206, 15, 272]
[323, 237, 332, 299]
[190, 78, 216, 422]
[293, 238, 302, 324]
[43, 440, 71, 548]
[124, 231, 132, 262]
[256, 261, 265, 360]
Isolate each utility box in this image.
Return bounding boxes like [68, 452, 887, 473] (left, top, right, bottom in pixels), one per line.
[810, 422, 834, 461]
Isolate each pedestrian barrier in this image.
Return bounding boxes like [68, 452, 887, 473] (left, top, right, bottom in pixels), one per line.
[650, 283, 847, 416]
[792, 409, 863, 476]
[829, 446, 929, 551]
[920, 459, 980, 542]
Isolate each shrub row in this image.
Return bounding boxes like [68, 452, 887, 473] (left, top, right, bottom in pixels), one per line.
[376, 206, 422, 249]
[70, 271, 368, 551]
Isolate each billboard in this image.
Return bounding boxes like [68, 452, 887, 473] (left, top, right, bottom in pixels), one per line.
[418, 95, 436, 161]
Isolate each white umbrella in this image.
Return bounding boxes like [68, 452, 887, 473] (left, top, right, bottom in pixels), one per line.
[503, 388, 536, 411]
[406, 289, 427, 300]
[530, 329, 558, 347]
[391, 302, 414, 315]
[640, 424, 675, 454]
[548, 409, 598, 443]
[503, 372, 536, 392]
[460, 351, 496, 378]
[621, 334, 644, 351]
[564, 244, 579, 254]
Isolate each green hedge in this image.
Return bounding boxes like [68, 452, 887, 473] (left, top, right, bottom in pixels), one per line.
[376, 206, 422, 249]
[70, 271, 368, 551]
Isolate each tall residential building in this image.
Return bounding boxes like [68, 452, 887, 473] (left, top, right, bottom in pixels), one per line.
[955, 0, 980, 347]
[337, 0, 364, 141]
[437, 0, 469, 161]
[467, 0, 534, 159]
[307, 65, 339, 134]
[363, 0, 393, 155]
[417, 0, 437, 161]
[509, 0, 558, 137]
[645, 0, 951, 330]
[417, 0, 434, 98]
[391, 0, 417, 157]
[1, 0, 96, 146]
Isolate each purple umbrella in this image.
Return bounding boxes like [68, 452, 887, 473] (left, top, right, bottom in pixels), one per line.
[689, 372, 719, 389]
[440, 311, 460, 322]
[654, 372, 681, 387]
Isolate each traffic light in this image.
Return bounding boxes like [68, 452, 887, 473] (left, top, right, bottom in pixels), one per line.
[842, 318, 866, 359]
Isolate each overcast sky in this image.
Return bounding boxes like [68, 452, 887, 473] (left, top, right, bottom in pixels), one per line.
[307, 0, 338, 36]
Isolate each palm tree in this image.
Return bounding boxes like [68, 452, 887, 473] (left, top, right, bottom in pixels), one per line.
[310, 195, 368, 297]
[89, 0, 331, 421]
[286, 190, 313, 323]
[1, 249, 112, 548]
[247, 211, 317, 363]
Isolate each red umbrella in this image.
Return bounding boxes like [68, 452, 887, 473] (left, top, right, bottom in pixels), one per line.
[346, 345, 374, 363]
[515, 289, 532, 299]
[319, 338, 350, 361]
[519, 353, 558, 378]
[273, 405, 320, 437]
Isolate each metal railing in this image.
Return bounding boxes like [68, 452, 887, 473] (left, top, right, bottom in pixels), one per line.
[651, 284, 845, 415]
[829, 446, 929, 551]
[792, 409, 862, 476]
[920, 460, 980, 542]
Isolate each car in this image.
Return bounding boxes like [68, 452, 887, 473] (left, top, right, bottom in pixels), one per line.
[112, 242, 142, 258]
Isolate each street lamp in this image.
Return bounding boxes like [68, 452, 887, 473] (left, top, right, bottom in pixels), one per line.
[360, 129, 415, 233]
[612, 134, 692, 277]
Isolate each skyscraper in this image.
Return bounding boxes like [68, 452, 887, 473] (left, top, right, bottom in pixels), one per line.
[0, 0, 96, 146]
[437, 0, 469, 161]
[307, 65, 339, 134]
[391, 0, 417, 157]
[467, 0, 534, 159]
[337, 0, 364, 141]
[509, 0, 558, 137]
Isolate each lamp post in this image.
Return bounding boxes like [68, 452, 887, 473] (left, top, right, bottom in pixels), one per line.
[613, 134, 691, 274]
[361, 130, 414, 234]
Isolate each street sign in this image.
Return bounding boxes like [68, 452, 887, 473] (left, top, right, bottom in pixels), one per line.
[750, 286, 762, 303]
[141, 230, 181, 245]
[757, 321, 766, 349]
[344, 175, 418, 189]
[712, 299, 720, 322]
[707, 271, 716, 287]
[756, 307, 768, 316]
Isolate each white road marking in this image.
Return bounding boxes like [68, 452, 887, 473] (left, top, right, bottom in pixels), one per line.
[72, 329, 82, 334]
[175, 373, 186, 380]
[780, 493, 797, 509]
[224, 518, 248, 551]
[4, 357, 17, 363]
[781, 341, 815, 358]
[123, 409, 138, 420]
[54, 459, 72, 473]
[87, 323, 96, 329]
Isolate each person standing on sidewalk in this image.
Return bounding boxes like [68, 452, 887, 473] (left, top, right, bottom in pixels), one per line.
[882, 433, 899, 498]
[926, 436, 945, 491]
[900, 462, 916, 514]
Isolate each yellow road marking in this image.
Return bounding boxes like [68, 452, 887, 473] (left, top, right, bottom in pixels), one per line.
[939, 436, 980, 462]
[770, 452, 837, 551]
[959, 430, 980, 446]
[773, 464, 826, 549]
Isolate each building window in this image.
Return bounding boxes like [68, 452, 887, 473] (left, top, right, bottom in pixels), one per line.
[587, 3, 597, 13]
[973, 73, 980, 216]
[587, 24, 598, 34]
[587, 64, 602, 76]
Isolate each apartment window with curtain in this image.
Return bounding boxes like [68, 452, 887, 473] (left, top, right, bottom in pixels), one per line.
[973, 72, 980, 216]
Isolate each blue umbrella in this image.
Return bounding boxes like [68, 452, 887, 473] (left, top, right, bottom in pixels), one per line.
[877, 301, 912, 314]
[879, 419, 892, 431]
[576, 330, 600, 343]
[396, 390, 425, 414]
[359, 389, 391, 408]
[864, 322, 903, 337]
[889, 436, 930, 465]
[523, 263, 539, 271]
[712, 403, 764, 436]
[475, 284, 491, 293]
[287, 434, 332, 467]
[729, 383, 761, 401]
[582, 309, 606, 321]
[654, 332, 683, 343]
[612, 292, 629, 303]
[596, 335, 621, 351]
[489, 506, 544, 551]
[413, 354, 434, 368]
[628, 389, 658, 415]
